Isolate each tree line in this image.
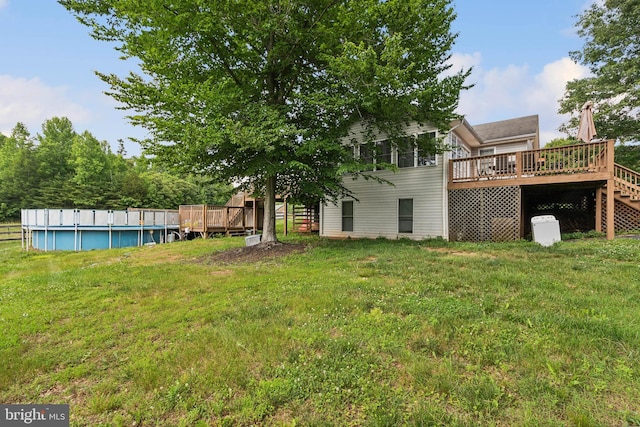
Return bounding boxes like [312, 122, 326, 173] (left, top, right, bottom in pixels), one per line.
[0, 117, 232, 222]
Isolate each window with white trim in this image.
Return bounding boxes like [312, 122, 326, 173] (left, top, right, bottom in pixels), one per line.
[398, 198, 413, 233]
[451, 133, 470, 159]
[342, 201, 354, 232]
[355, 132, 438, 169]
[417, 132, 437, 166]
[397, 137, 415, 168]
[377, 140, 392, 165]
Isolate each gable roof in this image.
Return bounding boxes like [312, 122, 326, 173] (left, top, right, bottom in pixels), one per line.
[473, 115, 539, 144]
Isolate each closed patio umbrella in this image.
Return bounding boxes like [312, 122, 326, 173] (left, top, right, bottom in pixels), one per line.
[577, 101, 597, 143]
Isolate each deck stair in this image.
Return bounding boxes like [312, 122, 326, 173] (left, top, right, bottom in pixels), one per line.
[292, 204, 319, 233]
[611, 164, 640, 207]
[226, 192, 248, 228]
[602, 163, 640, 231]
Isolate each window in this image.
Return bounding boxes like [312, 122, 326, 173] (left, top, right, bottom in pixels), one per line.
[397, 137, 415, 168]
[377, 140, 392, 165]
[359, 143, 374, 163]
[349, 145, 356, 159]
[359, 143, 374, 170]
[398, 199, 413, 233]
[360, 141, 391, 169]
[417, 132, 437, 166]
[450, 133, 470, 159]
[479, 147, 495, 175]
[342, 201, 354, 232]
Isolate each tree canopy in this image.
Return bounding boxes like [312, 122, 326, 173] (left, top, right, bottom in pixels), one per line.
[559, 0, 640, 142]
[0, 118, 232, 222]
[60, 0, 470, 242]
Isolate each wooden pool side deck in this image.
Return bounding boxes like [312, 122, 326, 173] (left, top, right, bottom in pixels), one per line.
[179, 202, 262, 237]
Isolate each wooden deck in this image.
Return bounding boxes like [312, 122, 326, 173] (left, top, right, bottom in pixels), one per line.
[448, 140, 614, 189]
[447, 140, 640, 240]
[179, 202, 261, 237]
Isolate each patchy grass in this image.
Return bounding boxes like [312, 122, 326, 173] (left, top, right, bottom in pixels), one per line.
[1, 236, 640, 426]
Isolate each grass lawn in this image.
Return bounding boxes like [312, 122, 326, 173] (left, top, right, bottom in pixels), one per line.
[1, 234, 639, 426]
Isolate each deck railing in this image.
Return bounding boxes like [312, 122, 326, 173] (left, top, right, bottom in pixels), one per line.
[179, 204, 255, 233]
[613, 164, 640, 201]
[449, 140, 612, 183]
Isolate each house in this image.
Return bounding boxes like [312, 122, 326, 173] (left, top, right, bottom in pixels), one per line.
[319, 115, 640, 241]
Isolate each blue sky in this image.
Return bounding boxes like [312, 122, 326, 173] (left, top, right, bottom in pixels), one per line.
[0, 0, 593, 155]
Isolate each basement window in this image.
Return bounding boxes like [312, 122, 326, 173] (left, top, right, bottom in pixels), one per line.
[342, 201, 354, 232]
[398, 199, 413, 233]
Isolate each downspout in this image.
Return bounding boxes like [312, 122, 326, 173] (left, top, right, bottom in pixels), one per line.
[442, 132, 450, 240]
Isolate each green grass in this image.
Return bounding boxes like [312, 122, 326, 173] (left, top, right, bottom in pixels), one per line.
[1, 235, 640, 426]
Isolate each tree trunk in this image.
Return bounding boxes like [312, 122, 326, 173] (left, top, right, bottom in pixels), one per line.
[262, 174, 278, 243]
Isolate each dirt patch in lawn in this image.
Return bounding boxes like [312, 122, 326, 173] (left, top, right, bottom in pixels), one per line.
[422, 247, 497, 258]
[199, 242, 308, 265]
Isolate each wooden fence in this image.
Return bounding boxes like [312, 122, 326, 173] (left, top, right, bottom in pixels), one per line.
[0, 224, 21, 241]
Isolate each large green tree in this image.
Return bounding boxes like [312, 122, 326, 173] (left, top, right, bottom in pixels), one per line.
[0, 124, 39, 221]
[559, 0, 640, 142]
[34, 117, 78, 207]
[60, 0, 470, 242]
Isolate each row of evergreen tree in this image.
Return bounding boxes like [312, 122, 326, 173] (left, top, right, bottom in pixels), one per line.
[0, 117, 232, 222]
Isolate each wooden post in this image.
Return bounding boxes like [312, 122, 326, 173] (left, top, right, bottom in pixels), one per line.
[595, 188, 602, 233]
[606, 139, 615, 240]
[202, 205, 208, 238]
[283, 198, 288, 236]
[253, 199, 258, 234]
[515, 152, 522, 178]
[224, 206, 229, 235]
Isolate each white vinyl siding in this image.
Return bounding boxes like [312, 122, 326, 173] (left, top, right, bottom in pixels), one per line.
[472, 141, 530, 157]
[321, 164, 446, 240]
[323, 121, 445, 240]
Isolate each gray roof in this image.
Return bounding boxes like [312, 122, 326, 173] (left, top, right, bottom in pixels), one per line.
[473, 115, 539, 142]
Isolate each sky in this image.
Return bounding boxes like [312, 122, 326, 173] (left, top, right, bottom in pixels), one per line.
[0, 0, 594, 156]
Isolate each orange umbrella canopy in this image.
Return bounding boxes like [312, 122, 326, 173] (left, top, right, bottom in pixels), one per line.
[577, 101, 597, 143]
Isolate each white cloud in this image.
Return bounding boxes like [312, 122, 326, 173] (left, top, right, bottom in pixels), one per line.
[447, 52, 482, 74]
[0, 0, 8, 11]
[582, 0, 604, 11]
[452, 54, 590, 145]
[0, 75, 90, 137]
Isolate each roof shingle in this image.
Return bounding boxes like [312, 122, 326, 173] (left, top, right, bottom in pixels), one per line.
[473, 115, 539, 142]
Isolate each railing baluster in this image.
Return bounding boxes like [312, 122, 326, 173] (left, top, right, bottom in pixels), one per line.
[449, 141, 612, 183]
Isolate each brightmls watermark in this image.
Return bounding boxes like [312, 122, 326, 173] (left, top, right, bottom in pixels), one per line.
[1, 405, 68, 426]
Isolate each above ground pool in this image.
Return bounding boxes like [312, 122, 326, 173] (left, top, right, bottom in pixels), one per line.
[21, 208, 180, 251]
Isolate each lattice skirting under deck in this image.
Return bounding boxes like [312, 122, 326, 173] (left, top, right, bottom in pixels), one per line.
[449, 186, 521, 242]
[601, 194, 640, 233]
